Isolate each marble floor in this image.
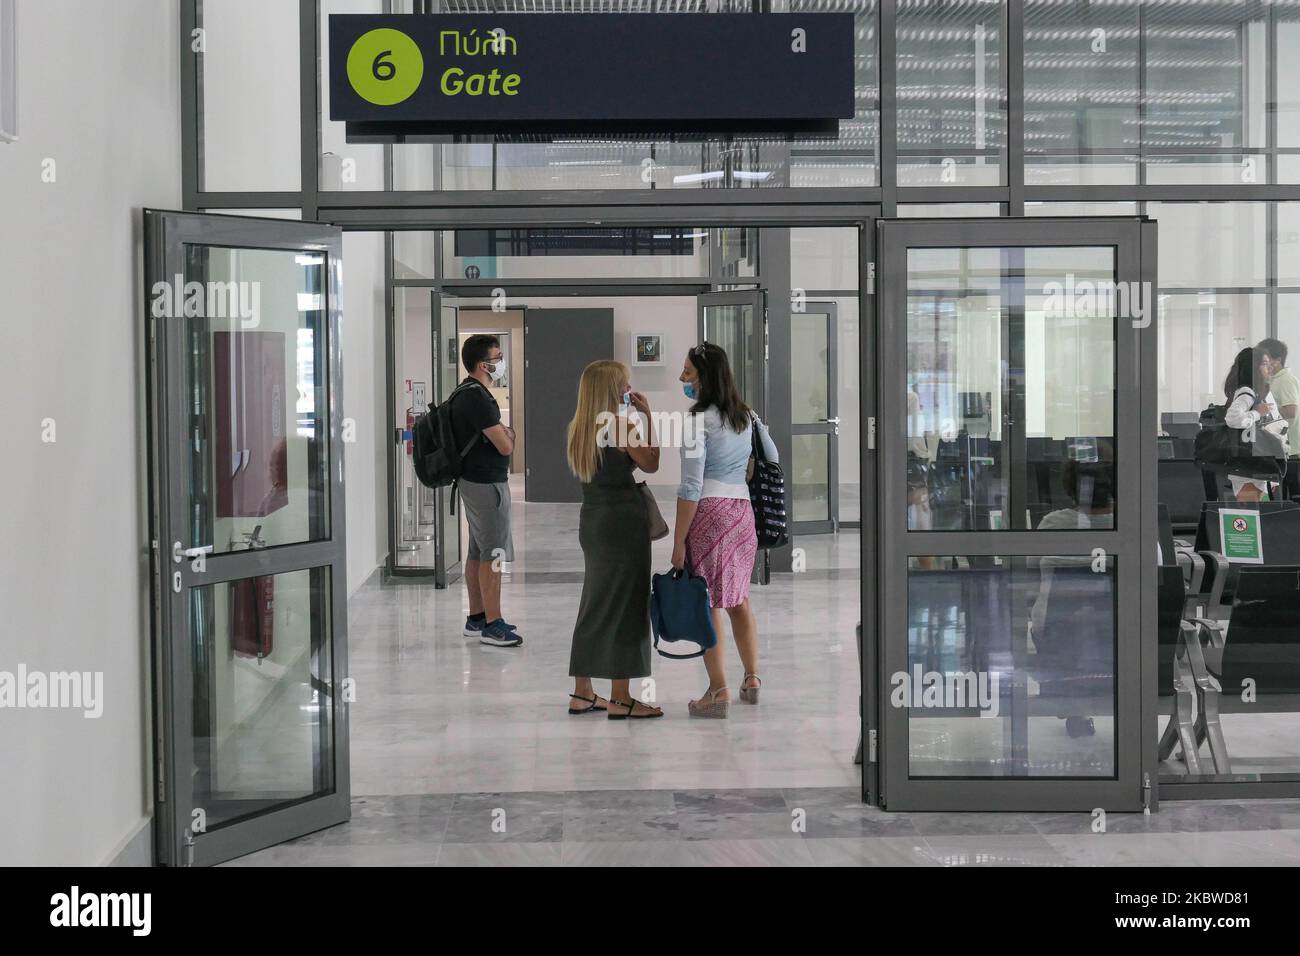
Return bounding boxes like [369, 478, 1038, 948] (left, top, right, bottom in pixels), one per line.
[223, 481, 1300, 866]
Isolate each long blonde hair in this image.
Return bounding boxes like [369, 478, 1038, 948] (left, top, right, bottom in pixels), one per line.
[566, 360, 628, 483]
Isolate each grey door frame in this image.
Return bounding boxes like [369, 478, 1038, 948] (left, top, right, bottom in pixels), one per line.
[144, 209, 351, 866]
[875, 216, 1158, 813]
[789, 301, 840, 535]
[696, 289, 766, 413]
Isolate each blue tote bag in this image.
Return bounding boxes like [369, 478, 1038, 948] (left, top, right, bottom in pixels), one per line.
[650, 566, 718, 659]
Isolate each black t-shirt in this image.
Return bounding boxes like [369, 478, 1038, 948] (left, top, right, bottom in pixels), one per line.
[450, 378, 509, 483]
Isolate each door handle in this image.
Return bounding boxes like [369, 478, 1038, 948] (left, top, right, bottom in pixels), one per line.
[173, 542, 214, 564]
[818, 417, 842, 425]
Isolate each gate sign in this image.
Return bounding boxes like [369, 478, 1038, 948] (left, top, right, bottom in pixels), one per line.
[328, 14, 855, 138]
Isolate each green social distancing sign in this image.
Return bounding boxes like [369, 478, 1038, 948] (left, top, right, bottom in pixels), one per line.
[1219, 509, 1264, 564]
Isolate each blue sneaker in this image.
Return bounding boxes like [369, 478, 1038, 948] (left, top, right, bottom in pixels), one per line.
[462, 614, 487, 638]
[479, 619, 523, 647]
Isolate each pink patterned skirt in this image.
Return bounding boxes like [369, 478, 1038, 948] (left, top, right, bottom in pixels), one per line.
[686, 497, 758, 609]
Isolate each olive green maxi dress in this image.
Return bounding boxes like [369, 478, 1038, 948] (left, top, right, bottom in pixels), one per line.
[568, 448, 653, 679]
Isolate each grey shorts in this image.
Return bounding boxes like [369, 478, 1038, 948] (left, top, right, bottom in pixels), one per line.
[459, 480, 515, 563]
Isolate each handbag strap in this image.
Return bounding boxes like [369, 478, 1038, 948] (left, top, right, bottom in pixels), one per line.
[653, 630, 707, 660]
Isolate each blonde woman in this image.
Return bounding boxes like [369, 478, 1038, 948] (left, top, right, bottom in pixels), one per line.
[565, 361, 664, 719]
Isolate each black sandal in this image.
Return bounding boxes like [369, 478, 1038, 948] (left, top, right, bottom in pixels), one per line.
[568, 693, 608, 715]
[607, 698, 664, 720]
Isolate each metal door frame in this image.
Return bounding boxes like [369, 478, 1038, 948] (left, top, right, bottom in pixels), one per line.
[696, 289, 767, 415]
[790, 301, 840, 535]
[875, 216, 1158, 812]
[432, 289, 464, 587]
[144, 209, 351, 866]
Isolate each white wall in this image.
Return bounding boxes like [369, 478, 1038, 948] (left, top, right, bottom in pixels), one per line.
[342, 233, 388, 594]
[0, 0, 180, 866]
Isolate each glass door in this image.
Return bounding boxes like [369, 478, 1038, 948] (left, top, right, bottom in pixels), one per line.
[391, 285, 438, 576]
[145, 210, 349, 865]
[697, 290, 763, 409]
[433, 290, 463, 588]
[875, 217, 1157, 812]
[790, 302, 839, 534]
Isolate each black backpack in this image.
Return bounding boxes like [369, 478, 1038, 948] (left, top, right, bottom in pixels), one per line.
[747, 415, 788, 549]
[1194, 400, 1286, 479]
[412, 380, 485, 489]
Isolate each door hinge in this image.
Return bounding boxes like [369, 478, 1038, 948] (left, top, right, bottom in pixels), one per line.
[867, 261, 876, 295]
[868, 729, 878, 763]
[1142, 772, 1152, 815]
[155, 747, 166, 801]
[867, 416, 877, 450]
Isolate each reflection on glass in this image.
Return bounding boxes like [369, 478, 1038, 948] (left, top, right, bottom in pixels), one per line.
[792, 433, 831, 523]
[190, 567, 334, 829]
[1157, 293, 1266, 423]
[907, 556, 1116, 778]
[184, 245, 329, 555]
[702, 304, 754, 405]
[897, 0, 1004, 185]
[1024, 0, 1139, 186]
[792, 313, 830, 423]
[906, 246, 1116, 530]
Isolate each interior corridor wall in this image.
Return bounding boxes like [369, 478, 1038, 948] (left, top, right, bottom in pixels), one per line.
[0, 0, 181, 866]
[341, 232, 388, 594]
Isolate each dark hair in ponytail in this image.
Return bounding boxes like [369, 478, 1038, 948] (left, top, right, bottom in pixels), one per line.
[1224, 347, 1263, 400]
[687, 342, 750, 432]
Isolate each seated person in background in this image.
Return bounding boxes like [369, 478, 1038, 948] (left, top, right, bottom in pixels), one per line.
[1031, 455, 1115, 739]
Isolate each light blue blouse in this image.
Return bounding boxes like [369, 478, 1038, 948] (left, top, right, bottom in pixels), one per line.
[677, 408, 779, 502]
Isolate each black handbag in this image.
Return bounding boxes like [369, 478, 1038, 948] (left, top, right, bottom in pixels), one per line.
[1195, 401, 1286, 479]
[746, 415, 788, 548]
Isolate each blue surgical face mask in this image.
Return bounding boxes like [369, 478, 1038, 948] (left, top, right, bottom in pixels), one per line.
[682, 383, 697, 400]
[621, 390, 632, 406]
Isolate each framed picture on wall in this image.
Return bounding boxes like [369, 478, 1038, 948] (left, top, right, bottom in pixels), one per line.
[633, 332, 664, 366]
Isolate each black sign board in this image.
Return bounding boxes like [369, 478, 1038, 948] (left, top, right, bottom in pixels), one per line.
[328, 13, 855, 139]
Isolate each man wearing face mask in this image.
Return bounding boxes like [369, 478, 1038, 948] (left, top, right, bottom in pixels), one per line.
[452, 334, 521, 646]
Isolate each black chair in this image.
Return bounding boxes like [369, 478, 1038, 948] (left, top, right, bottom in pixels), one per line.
[1158, 458, 1210, 534]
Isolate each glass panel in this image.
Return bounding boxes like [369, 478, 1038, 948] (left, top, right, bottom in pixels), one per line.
[1142, 1, 1268, 181]
[790, 228, 858, 290]
[898, 203, 1002, 218]
[189, 567, 334, 828]
[394, 231, 437, 280]
[905, 555, 1117, 778]
[1277, 203, 1300, 286]
[792, 312, 830, 423]
[319, 0, 385, 191]
[702, 302, 754, 405]
[1157, 294, 1266, 423]
[1024, 201, 1138, 218]
[791, 433, 831, 523]
[1145, 154, 1267, 186]
[832, 296, 862, 524]
[1280, 18, 1300, 148]
[896, 0, 1004, 186]
[906, 245, 1117, 530]
[1147, 202, 1268, 289]
[1023, 0, 1140, 186]
[199, 0, 300, 192]
[201, 209, 304, 220]
[183, 245, 330, 554]
[393, 287, 437, 571]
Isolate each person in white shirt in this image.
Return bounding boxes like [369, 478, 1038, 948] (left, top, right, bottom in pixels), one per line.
[1222, 347, 1282, 502]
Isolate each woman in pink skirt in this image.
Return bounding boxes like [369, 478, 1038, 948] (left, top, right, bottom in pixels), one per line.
[671, 343, 779, 718]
